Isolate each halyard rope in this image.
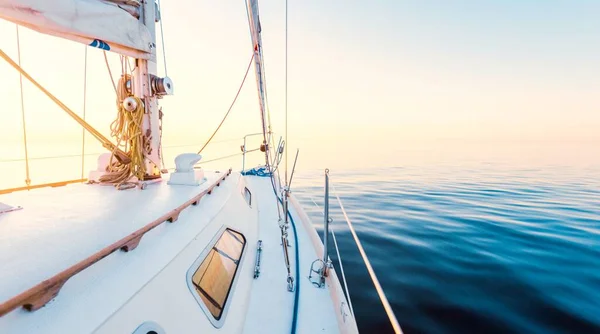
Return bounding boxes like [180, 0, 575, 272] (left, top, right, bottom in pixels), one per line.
[197, 53, 255, 154]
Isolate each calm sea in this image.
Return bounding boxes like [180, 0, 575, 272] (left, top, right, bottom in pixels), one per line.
[2, 145, 599, 333]
[293, 165, 600, 334]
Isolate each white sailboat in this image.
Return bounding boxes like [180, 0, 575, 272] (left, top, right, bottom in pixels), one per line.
[0, 1, 400, 333]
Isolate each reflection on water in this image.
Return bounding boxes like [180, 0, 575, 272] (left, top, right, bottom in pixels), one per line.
[294, 165, 600, 334]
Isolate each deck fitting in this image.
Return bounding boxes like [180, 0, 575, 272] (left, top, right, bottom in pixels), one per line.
[23, 280, 66, 312]
[121, 236, 143, 252]
[167, 212, 180, 223]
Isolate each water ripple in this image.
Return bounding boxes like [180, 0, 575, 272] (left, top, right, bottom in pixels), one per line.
[295, 165, 600, 334]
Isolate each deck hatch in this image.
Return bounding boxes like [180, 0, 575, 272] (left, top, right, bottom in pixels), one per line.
[190, 228, 246, 322]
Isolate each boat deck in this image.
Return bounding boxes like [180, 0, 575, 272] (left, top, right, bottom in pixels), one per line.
[0, 170, 354, 333]
[243, 175, 340, 333]
[0, 171, 233, 333]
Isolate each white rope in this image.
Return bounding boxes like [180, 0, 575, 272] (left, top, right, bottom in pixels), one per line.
[15, 25, 30, 187]
[309, 197, 355, 316]
[330, 181, 403, 334]
[103, 51, 117, 94]
[81, 45, 88, 179]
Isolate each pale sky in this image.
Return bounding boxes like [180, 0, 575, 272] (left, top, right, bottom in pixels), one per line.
[0, 0, 599, 175]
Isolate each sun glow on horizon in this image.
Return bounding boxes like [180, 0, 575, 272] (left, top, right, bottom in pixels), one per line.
[0, 0, 599, 187]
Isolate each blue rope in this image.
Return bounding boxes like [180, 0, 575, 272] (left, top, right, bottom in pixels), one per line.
[244, 165, 300, 333]
[241, 166, 272, 177]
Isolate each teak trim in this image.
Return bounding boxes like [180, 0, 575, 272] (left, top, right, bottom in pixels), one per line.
[0, 169, 232, 317]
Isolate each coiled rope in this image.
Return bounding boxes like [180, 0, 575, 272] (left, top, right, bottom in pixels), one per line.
[98, 74, 147, 189]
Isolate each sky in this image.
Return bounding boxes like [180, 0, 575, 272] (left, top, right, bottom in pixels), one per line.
[0, 0, 599, 181]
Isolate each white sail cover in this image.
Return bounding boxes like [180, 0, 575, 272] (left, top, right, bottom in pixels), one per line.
[0, 0, 152, 58]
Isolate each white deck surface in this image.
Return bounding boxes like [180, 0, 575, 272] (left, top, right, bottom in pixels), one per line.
[0, 171, 234, 333]
[0, 171, 353, 333]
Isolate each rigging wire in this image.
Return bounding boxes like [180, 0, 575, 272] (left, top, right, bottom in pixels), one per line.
[157, 0, 168, 76]
[197, 53, 255, 154]
[284, 0, 289, 188]
[81, 45, 88, 179]
[15, 25, 30, 188]
[285, 1, 300, 332]
[331, 181, 403, 334]
[0, 137, 250, 164]
[194, 149, 258, 166]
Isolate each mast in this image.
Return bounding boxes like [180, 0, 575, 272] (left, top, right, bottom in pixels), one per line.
[134, 0, 172, 178]
[0, 1, 171, 184]
[246, 0, 270, 166]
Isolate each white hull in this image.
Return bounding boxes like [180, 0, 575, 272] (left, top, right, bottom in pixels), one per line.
[0, 170, 358, 333]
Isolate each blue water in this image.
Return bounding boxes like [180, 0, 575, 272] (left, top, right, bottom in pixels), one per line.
[293, 164, 600, 334]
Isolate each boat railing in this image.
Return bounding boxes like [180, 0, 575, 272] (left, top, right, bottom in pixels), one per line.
[309, 169, 403, 334]
[194, 132, 277, 170]
[241, 132, 264, 171]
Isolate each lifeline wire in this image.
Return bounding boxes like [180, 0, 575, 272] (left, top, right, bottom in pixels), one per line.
[331, 181, 403, 333]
